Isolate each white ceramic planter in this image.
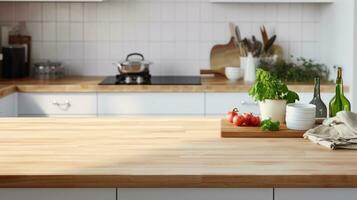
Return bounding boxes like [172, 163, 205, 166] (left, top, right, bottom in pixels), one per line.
[259, 100, 287, 123]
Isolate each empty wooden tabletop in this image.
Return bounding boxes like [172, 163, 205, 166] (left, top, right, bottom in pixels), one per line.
[0, 117, 356, 188]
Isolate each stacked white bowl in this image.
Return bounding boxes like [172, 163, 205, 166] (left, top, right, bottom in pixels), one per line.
[286, 103, 316, 131]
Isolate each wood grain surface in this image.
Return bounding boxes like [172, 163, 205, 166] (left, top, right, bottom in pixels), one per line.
[221, 119, 305, 138]
[0, 118, 357, 188]
[0, 76, 342, 96]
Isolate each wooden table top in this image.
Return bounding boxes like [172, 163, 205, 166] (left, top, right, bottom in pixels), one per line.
[0, 76, 341, 97]
[0, 117, 356, 188]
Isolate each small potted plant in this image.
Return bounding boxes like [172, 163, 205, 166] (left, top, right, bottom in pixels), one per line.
[249, 69, 300, 123]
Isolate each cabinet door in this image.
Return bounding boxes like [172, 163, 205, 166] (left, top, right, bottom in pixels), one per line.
[118, 188, 273, 200]
[0, 93, 17, 117]
[98, 93, 205, 116]
[205, 93, 259, 116]
[0, 188, 116, 200]
[275, 188, 357, 200]
[18, 93, 97, 116]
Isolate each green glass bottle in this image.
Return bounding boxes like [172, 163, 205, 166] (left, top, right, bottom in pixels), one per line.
[310, 77, 327, 118]
[329, 67, 351, 117]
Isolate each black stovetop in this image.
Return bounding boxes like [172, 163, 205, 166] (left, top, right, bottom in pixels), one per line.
[99, 76, 202, 85]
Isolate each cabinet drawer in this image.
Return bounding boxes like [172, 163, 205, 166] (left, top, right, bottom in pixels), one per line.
[0, 188, 116, 200]
[275, 188, 357, 200]
[118, 188, 272, 200]
[98, 93, 204, 115]
[18, 93, 97, 116]
[205, 93, 259, 116]
[0, 93, 17, 117]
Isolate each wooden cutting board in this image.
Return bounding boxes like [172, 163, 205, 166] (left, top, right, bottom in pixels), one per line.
[221, 119, 305, 138]
[210, 37, 241, 75]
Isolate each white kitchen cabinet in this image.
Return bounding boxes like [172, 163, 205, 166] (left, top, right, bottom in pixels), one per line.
[118, 188, 273, 200]
[275, 188, 357, 200]
[0, 93, 17, 117]
[18, 93, 97, 117]
[205, 93, 259, 116]
[98, 93, 205, 116]
[210, 0, 334, 3]
[0, 189, 116, 200]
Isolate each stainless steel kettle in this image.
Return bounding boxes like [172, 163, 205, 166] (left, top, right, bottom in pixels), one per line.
[114, 53, 152, 74]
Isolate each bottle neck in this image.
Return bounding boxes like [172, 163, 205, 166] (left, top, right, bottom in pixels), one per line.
[314, 78, 321, 98]
[335, 67, 344, 95]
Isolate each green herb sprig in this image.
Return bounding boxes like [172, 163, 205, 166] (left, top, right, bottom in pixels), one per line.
[258, 57, 330, 83]
[261, 119, 280, 131]
[249, 69, 299, 104]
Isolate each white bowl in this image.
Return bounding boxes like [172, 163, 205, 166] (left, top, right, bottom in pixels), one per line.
[286, 103, 316, 130]
[286, 122, 315, 131]
[287, 103, 316, 112]
[225, 67, 243, 81]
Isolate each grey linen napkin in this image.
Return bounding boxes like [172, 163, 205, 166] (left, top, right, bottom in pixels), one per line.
[303, 111, 357, 150]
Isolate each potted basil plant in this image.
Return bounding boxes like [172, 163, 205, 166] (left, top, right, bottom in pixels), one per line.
[249, 69, 300, 123]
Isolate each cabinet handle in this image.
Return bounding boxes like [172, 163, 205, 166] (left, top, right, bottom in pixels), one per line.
[241, 100, 258, 106]
[52, 100, 71, 111]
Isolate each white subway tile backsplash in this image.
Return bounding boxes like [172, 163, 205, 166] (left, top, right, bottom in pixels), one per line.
[70, 3, 83, 22]
[57, 42, 70, 60]
[28, 3, 42, 21]
[14, 3, 29, 21]
[42, 42, 57, 60]
[26, 22, 42, 41]
[69, 42, 84, 60]
[84, 22, 97, 41]
[42, 3, 56, 22]
[57, 22, 70, 41]
[2, 1, 322, 76]
[84, 42, 97, 60]
[57, 3, 70, 22]
[43, 22, 56, 41]
[84, 3, 97, 22]
[70, 22, 83, 41]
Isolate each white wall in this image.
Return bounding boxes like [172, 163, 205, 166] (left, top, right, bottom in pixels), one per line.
[319, 0, 354, 109]
[0, 0, 322, 76]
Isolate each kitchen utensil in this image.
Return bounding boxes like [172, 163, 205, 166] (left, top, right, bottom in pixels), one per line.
[114, 53, 152, 74]
[264, 35, 277, 53]
[9, 35, 31, 76]
[225, 67, 243, 81]
[243, 52, 257, 83]
[33, 61, 65, 80]
[210, 37, 241, 75]
[260, 26, 269, 46]
[1, 45, 26, 78]
[286, 103, 316, 130]
[221, 119, 305, 138]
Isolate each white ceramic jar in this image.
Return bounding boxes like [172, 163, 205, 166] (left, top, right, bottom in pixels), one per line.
[259, 100, 287, 123]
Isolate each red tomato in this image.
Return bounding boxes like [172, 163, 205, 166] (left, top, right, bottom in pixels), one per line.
[250, 116, 261, 127]
[227, 108, 239, 123]
[243, 112, 253, 126]
[233, 115, 246, 126]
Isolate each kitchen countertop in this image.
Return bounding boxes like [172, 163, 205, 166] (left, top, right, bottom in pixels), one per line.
[0, 117, 357, 188]
[0, 76, 344, 97]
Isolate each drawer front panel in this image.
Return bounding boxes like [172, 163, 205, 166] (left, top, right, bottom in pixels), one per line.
[98, 93, 204, 115]
[0, 93, 17, 117]
[18, 93, 97, 116]
[118, 188, 273, 200]
[0, 188, 116, 200]
[275, 188, 357, 200]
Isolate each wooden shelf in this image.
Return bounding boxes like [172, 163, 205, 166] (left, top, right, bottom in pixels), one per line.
[0, 0, 104, 2]
[211, 0, 334, 3]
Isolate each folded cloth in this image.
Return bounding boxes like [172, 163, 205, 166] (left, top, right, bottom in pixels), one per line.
[304, 111, 357, 150]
